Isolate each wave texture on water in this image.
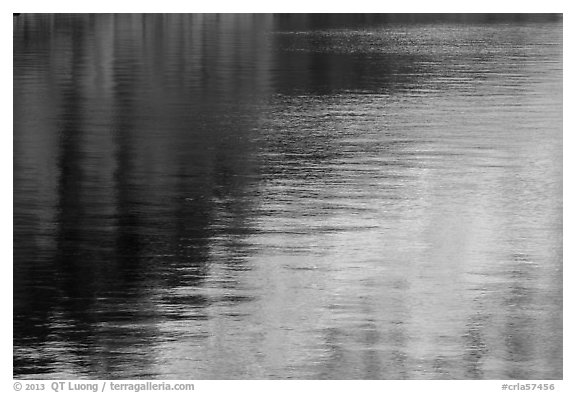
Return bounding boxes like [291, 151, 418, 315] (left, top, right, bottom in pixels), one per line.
[14, 14, 562, 379]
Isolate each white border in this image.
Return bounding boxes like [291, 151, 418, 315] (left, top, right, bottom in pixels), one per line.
[4, 3, 571, 392]
[4, 1, 571, 13]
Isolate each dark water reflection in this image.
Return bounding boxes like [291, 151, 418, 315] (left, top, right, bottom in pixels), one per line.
[14, 14, 562, 379]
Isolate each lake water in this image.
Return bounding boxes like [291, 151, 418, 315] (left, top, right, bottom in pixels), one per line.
[13, 14, 562, 379]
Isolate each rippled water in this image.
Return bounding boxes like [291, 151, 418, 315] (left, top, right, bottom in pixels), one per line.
[13, 14, 562, 379]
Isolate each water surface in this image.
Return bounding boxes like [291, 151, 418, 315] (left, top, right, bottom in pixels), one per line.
[13, 14, 562, 379]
